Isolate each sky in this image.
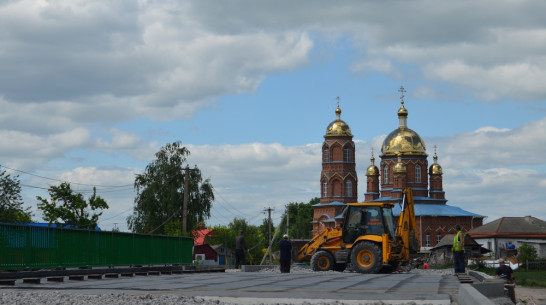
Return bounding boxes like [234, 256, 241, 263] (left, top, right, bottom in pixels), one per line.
[1, 1, 545, 232]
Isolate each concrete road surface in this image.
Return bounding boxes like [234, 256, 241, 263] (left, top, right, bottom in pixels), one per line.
[7, 270, 460, 304]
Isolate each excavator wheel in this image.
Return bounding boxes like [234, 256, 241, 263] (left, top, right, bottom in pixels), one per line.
[311, 250, 334, 271]
[351, 241, 382, 274]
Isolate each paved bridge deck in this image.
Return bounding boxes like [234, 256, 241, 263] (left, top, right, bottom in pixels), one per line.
[2, 270, 460, 304]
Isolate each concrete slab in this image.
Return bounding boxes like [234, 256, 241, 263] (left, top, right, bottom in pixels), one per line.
[22, 278, 41, 284]
[47, 276, 64, 282]
[68, 275, 85, 281]
[0, 279, 16, 286]
[21, 271, 455, 304]
[458, 284, 496, 305]
[471, 281, 505, 298]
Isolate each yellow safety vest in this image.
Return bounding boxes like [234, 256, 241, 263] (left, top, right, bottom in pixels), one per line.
[452, 231, 465, 252]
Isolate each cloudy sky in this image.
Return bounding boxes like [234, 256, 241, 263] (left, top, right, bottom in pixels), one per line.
[1, 1, 545, 232]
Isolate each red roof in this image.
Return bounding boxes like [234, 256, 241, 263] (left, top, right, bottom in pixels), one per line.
[192, 228, 215, 245]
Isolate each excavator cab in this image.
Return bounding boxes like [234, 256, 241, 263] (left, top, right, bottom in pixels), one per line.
[342, 205, 396, 244]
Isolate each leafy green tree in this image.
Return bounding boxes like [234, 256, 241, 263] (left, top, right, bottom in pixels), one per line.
[519, 243, 538, 263]
[0, 168, 32, 223]
[37, 182, 108, 229]
[288, 198, 317, 239]
[206, 219, 268, 265]
[273, 198, 317, 242]
[127, 142, 214, 235]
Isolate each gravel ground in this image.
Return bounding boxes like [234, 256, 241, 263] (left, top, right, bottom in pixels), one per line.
[1, 266, 543, 305]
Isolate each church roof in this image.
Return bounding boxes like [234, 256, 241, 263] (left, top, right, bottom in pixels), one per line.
[392, 203, 484, 217]
[312, 201, 347, 207]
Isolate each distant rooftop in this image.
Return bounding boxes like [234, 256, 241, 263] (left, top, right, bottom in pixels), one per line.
[468, 216, 546, 238]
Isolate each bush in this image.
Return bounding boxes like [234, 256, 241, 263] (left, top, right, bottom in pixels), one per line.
[518, 243, 538, 263]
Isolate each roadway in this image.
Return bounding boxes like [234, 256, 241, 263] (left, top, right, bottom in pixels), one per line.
[2, 268, 461, 304]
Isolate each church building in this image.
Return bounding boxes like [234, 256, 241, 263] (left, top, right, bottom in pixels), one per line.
[312, 88, 485, 248]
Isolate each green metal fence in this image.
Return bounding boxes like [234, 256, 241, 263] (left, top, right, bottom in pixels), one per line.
[0, 223, 193, 270]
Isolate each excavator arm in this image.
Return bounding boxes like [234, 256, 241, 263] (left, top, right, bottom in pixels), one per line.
[394, 187, 420, 260]
[296, 227, 342, 261]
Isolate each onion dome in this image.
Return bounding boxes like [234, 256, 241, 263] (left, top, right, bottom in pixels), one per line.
[381, 87, 427, 157]
[393, 153, 407, 174]
[366, 151, 379, 176]
[429, 150, 443, 175]
[325, 102, 352, 137]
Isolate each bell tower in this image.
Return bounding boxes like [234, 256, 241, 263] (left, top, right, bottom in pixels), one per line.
[313, 98, 357, 234]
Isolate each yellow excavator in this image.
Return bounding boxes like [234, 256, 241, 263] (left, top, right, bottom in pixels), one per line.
[297, 187, 419, 273]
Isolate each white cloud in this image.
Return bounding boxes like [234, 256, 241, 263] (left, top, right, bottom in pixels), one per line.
[433, 117, 546, 168]
[1, 1, 545, 135]
[0, 1, 313, 127]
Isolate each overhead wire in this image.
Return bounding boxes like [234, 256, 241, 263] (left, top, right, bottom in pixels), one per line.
[0, 163, 133, 188]
[4, 163, 277, 230]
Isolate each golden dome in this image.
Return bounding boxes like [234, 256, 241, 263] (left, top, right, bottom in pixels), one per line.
[393, 153, 407, 173]
[429, 150, 443, 175]
[381, 87, 426, 157]
[430, 163, 443, 175]
[325, 104, 352, 137]
[366, 153, 379, 176]
[381, 127, 427, 156]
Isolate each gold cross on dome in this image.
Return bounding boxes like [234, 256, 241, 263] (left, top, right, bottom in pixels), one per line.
[398, 86, 406, 102]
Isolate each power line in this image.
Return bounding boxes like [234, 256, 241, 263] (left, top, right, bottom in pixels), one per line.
[0, 163, 133, 188]
[99, 205, 135, 222]
[212, 187, 248, 216]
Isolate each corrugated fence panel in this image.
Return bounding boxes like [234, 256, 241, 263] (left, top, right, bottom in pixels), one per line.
[0, 223, 193, 269]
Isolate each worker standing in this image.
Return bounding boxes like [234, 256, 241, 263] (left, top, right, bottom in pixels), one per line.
[451, 225, 465, 273]
[235, 230, 246, 269]
[279, 234, 292, 273]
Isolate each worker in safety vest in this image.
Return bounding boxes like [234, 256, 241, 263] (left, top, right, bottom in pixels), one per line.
[451, 224, 465, 273]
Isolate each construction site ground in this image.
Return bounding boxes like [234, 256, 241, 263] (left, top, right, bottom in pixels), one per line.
[1, 265, 544, 304]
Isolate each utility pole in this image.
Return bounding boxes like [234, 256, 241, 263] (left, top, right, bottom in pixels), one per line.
[264, 207, 274, 264]
[182, 165, 190, 236]
[285, 205, 289, 236]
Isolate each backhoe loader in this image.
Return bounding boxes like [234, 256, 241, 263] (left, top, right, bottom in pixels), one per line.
[297, 187, 419, 273]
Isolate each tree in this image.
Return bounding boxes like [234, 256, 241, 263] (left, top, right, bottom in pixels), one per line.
[518, 243, 538, 263]
[207, 218, 267, 265]
[288, 198, 317, 239]
[0, 168, 32, 223]
[37, 182, 108, 229]
[273, 198, 317, 241]
[127, 142, 214, 235]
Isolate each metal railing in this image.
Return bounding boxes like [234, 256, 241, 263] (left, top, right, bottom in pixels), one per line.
[0, 222, 193, 270]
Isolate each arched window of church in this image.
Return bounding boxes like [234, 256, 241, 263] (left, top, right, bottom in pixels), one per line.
[425, 234, 430, 247]
[323, 148, 329, 162]
[436, 234, 442, 245]
[415, 165, 421, 183]
[322, 181, 328, 197]
[343, 148, 351, 162]
[384, 166, 389, 184]
[345, 180, 352, 197]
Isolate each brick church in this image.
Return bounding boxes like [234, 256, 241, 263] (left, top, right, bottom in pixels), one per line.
[312, 88, 484, 248]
